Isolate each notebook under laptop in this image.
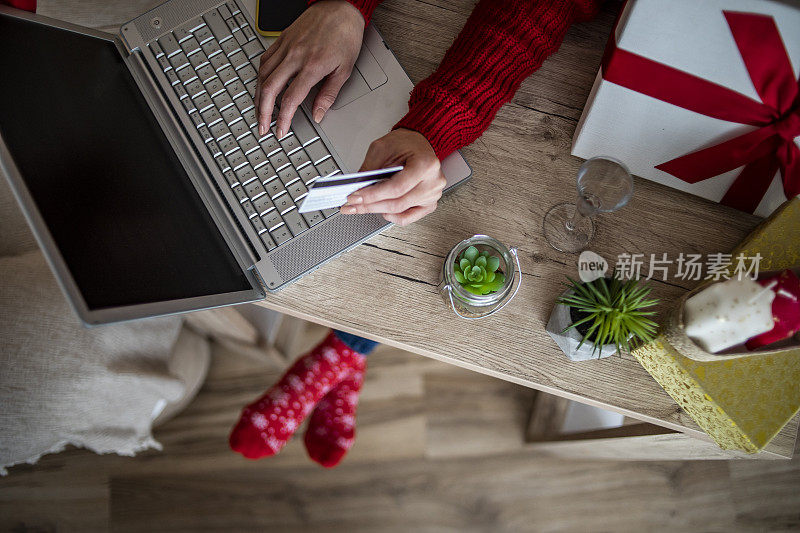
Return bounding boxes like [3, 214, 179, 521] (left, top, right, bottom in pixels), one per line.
[0, 0, 471, 325]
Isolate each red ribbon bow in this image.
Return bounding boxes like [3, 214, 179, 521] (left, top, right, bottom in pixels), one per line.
[602, 11, 800, 214]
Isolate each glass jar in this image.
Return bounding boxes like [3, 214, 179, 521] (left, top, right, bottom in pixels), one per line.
[438, 235, 522, 320]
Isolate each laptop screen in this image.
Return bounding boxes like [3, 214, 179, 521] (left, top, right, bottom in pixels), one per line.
[0, 14, 255, 311]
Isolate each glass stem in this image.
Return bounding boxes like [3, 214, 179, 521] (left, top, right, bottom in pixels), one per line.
[565, 202, 584, 232]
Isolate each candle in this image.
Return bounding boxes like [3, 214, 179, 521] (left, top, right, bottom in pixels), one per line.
[746, 270, 800, 350]
[684, 278, 775, 353]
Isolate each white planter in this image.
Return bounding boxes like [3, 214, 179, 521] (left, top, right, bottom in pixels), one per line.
[546, 289, 617, 361]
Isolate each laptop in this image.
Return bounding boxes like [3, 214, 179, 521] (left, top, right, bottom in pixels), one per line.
[0, 0, 471, 325]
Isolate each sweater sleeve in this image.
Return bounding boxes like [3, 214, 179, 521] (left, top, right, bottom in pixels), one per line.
[307, 0, 382, 24]
[0, 0, 36, 10]
[395, 0, 600, 159]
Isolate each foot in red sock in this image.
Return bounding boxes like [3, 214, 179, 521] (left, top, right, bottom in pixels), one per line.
[304, 364, 365, 468]
[229, 331, 365, 459]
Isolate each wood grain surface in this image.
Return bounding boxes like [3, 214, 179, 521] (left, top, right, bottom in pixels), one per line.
[3, 330, 799, 531]
[35, 0, 797, 457]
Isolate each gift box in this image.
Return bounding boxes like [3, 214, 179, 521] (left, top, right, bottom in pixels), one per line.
[572, 0, 800, 217]
[633, 197, 800, 453]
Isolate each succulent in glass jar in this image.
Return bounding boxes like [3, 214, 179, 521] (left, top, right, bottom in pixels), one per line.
[453, 246, 506, 295]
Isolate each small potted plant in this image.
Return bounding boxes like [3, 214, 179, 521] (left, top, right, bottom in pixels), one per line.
[454, 245, 506, 295]
[439, 235, 521, 320]
[546, 275, 659, 360]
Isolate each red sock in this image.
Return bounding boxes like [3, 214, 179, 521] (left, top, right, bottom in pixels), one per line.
[304, 363, 365, 468]
[229, 331, 365, 459]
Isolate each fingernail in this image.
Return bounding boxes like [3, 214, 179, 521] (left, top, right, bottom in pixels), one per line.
[259, 124, 266, 136]
[348, 195, 362, 205]
[340, 206, 356, 214]
[313, 107, 324, 123]
[276, 127, 284, 139]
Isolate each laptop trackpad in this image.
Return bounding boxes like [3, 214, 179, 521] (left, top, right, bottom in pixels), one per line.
[331, 45, 388, 110]
[332, 68, 369, 110]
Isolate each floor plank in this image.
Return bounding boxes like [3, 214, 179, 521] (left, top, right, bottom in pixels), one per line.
[729, 460, 800, 531]
[2, 335, 799, 532]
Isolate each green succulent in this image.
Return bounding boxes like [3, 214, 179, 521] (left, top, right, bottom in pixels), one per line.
[454, 246, 506, 295]
[558, 275, 659, 355]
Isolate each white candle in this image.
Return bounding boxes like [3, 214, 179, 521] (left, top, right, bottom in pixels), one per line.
[684, 278, 775, 353]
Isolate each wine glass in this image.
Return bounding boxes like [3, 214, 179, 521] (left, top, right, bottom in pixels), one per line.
[543, 157, 633, 253]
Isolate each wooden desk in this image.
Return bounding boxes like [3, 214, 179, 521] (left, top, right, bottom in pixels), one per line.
[41, 0, 797, 458]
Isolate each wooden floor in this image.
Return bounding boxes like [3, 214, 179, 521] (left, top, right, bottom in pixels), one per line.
[2, 324, 799, 532]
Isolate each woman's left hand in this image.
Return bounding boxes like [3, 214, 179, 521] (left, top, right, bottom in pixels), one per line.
[340, 129, 446, 226]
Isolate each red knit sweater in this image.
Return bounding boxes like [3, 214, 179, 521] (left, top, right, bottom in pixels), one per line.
[5, 0, 600, 159]
[311, 0, 600, 159]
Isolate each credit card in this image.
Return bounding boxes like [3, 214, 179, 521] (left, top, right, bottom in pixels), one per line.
[298, 166, 404, 213]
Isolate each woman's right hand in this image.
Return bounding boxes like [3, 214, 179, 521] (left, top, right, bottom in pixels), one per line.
[254, 0, 365, 138]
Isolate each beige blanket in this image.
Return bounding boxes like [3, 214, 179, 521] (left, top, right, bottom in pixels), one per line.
[0, 178, 185, 474]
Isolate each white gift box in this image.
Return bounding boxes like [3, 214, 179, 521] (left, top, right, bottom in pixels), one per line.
[572, 0, 800, 218]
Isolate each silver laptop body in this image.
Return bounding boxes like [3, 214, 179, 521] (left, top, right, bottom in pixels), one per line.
[0, 0, 471, 325]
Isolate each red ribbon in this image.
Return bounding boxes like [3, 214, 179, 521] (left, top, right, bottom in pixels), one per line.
[1, 0, 36, 11]
[601, 11, 800, 214]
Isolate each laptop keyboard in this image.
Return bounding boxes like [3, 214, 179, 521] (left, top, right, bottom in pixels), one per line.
[148, 0, 341, 251]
